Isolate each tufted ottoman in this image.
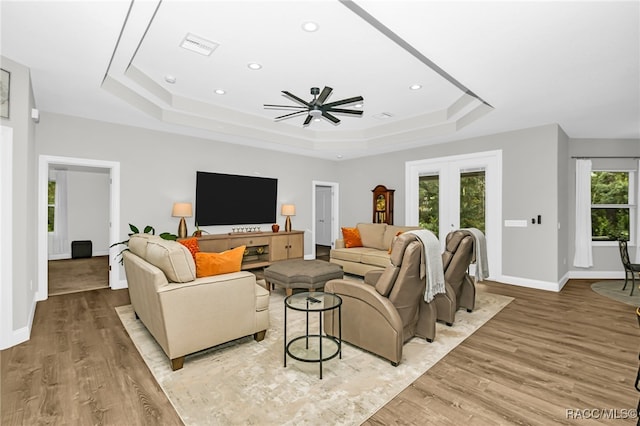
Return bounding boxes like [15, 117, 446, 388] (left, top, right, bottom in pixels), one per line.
[264, 259, 344, 296]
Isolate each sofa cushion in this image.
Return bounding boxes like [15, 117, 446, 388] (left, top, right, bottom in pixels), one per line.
[128, 233, 161, 258]
[357, 223, 387, 250]
[360, 250, 392, 268]
[330, 247, 373, 263]
[341, 227, 363, 248]
[383, 225, 421, 251]
[195, 245, 245, 278]
[145, 238, 196, 283]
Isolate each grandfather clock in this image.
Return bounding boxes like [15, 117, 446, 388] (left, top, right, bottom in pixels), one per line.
[372, 185, 394, 225]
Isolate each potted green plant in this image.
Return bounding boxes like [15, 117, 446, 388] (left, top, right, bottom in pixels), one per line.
[192, 222, 209, 238]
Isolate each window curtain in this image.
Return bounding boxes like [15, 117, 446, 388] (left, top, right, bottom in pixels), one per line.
[50, 170, 69, 256]
[636, 160, 640, 263]
[573, 159, 593, 268]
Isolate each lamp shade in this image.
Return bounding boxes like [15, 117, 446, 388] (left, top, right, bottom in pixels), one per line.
[172, 202, 193, 218]
[281, 204, 296, 216]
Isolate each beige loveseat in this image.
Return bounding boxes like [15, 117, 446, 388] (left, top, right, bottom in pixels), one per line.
[123, 234, 270, 370]
[330, 223, 421, 276]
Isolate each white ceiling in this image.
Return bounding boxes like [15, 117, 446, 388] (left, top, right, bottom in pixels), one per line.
[1, 0, 638, 160]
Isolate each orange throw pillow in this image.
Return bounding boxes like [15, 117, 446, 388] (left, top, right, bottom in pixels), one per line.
[178, 237, 200, 260]
[195, 245, 245, 278]
[342, 227, 363, 248]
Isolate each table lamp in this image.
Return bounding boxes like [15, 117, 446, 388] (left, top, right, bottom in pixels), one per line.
[281, 204, 296, 232]
[172, 202, 193, 239]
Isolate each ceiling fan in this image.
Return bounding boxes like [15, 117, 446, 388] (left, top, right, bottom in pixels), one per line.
[264, 86, 363, 126]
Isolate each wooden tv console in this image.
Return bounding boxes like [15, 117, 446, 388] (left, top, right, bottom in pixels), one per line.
[195, 230, 304, 270]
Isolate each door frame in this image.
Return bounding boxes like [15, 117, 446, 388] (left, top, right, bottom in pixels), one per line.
[1, 126, 14, 348]
[311, 181, 339, 259]
[405, 150, 503, 280]
[37, 155, 121, 300]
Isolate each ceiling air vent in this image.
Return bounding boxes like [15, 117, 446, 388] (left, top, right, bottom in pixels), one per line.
[180, 33, 219, 56]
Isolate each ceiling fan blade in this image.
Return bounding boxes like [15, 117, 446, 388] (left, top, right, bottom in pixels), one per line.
[323, 96, 364, 108]
[316, 86, 333, 105]
[322, 111, 340, 124]
[282, 91, 311, 107]
[264, 104, 307, 109]
[303, 115, 313, 126]
[325, 108, 363, 115]
[275, 110, 308, 120]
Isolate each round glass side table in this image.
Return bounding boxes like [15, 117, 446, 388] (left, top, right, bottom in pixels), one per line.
[283, 291, 342, 379]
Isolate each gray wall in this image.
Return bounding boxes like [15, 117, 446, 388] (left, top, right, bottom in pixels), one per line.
[36, 112, 341, 254]
[0, 56, 38, 334]
[337, 124, 563, 284]
[568, 138, 640, 274]
[67, 169, 110, 255]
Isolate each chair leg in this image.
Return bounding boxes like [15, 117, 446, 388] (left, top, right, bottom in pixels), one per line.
[623, 272, 630, 291]
[171, 356, 185, 371]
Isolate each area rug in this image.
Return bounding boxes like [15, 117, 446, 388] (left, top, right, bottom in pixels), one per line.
[116, 285, 512, 425]
[591, 280, 640, 306]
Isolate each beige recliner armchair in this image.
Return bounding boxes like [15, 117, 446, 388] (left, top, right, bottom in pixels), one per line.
[323, 233, 437, 366]
[434, 230, 476, 326]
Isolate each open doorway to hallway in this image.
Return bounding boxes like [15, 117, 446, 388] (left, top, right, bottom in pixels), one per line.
[312, 181, 339, 260]
[38, 156, 121, 301]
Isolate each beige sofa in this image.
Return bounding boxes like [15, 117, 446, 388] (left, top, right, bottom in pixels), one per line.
[123, 234, 270, 370]
[330, 223, 421, 276]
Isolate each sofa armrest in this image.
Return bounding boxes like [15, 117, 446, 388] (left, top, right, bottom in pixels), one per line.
[324, 279, 402, 333]
[335, 239, 345, 249]
[324, 278, 404, 364]
[156, 271, 263, 359]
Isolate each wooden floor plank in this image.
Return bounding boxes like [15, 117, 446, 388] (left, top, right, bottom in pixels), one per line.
[2, 279, 639, 425]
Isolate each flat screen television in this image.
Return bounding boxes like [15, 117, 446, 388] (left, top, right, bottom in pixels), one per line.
[195, 171, 278, 226]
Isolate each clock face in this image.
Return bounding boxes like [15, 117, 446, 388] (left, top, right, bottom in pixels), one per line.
[376, 195, 386, 211]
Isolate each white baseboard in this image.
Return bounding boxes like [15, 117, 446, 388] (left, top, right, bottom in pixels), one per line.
[48, 250, 109, 260]
[498, 275, 563, 292]
[568, 270, 625, 280]
[111, 279, 128, 290]
[0, 292, 36, 350]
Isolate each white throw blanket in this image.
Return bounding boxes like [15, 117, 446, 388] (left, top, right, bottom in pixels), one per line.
[461, 228, 490, 282]
[405, 230, 445, 302]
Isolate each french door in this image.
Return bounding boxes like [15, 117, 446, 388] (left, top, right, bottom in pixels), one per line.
[406, 150, 502, 279]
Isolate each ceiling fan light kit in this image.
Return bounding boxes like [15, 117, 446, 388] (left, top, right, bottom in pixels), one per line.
[264, 86, 364, 127]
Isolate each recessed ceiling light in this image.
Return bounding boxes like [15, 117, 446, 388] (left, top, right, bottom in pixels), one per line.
[164, 75, 176, 84]
[409, 84, 422, 90]
[248, 62, 262, 70]
[354, 103, 363, 108]
[302, 21, 319, 32]
[214, 89, 226, 95]
[336, 154, 343, 159]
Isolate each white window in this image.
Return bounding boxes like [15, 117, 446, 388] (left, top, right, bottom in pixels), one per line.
[591, 170, 635, 243]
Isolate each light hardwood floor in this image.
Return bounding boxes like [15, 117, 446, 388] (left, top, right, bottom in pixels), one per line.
[2, 279, 638, 425]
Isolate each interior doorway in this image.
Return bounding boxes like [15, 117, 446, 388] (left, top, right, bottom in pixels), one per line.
[37, 155, 121, 301]
[311, 181, 339, 260]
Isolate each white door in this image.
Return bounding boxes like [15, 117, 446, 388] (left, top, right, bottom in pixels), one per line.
[406, 150, 502, 279]
[315, 186, 332, 246]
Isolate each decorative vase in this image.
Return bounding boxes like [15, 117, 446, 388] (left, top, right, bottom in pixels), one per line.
[271, 224, 280, 233]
